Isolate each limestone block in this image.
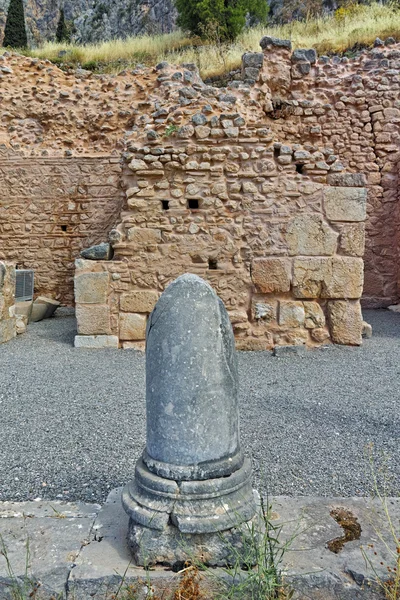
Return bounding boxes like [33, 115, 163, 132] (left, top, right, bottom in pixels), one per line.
[286, 214, 338, 256]
[293, 257, 363, 299]
[311, 328, 330, 343]
[127, 228, 162, 245]
[293, 258, 330, 298]
[324, 257, 364, 299]
[252, 301, 276, 322]
[0, 318, 16, 344]
[30, 303, 48, 323]
[75, 272, 109, 304]
[327, 173, 367, 187]
[235, 335, 274, 351]
[323, 187, 367, 222]
[251, 258, 291, 293]
[327, 300, 363, 345]
[338, 223, 365, 257]
[278, 301, 305, 328]
[34, 296, 60, 319]
[14, 300, 33, 319]
[16, 314, 28, 334]
[76, 305, 111, 335]
[74, 335, 119, 349]
[120, 291, 159, 313]
[119, 313, 147, 341]
[303, 302, 325, 328]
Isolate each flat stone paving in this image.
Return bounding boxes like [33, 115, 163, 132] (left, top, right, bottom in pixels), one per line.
[0, 309, 399, 503]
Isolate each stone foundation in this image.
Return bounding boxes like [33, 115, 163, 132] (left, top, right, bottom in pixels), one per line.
[0, 261, 16, 344]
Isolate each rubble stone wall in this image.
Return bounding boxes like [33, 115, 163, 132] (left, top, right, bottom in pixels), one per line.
[0, 260, 16, 344]
[0, 156, 124, 304]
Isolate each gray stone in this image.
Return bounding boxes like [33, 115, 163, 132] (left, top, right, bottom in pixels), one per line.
[291, 49, 308, 63]
[80, 242, 114, 260]
[74, 335, 119, 348]
[242, 51, 264, 68]
[29, 303, 48, 323]
[122, 274, 257, 566]
[327, 173, 367, 187]
[34, 296, 60, 319]
[260, 36, 292, 51]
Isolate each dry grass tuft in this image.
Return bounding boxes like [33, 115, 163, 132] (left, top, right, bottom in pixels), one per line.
[3, 2, 400, 79]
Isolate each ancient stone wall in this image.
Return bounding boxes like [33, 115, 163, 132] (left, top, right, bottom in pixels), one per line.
[0, 260, 16, 344]
[0, 155, 124, 304]
[0, 42, 399, 349]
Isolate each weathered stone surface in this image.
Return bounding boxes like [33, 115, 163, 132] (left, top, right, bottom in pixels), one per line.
[286, 214, 338, 256]
[327, 173, 367, 187]
[127, 227, 162, 245]
[122, 274, 257, 565]
[74, 272, 109, 304]
[76, 304, 111, 335]
[119, 312, 147, 340]
[80, 242, 113, 260]
[34, 296, 60, 319]
[253, 300, 276, 321]
[324, 187, 367, 222]
[74, 335, 119, 348]
[251, 258, 291, 293]
[278, 301, 305, 328]
[0, 318, 16, 344]
[14, 300, 33, 319]
[120, 290, 159, 313]
[338, 223, 365, 257]
[303, 301, 325, 328]
[327, 300, 363, 345]
[311, 327, 330, 342]
[15, 314, 28, 334]
[293, 257, 363, 299]
[29, 303, 48, 323]
[362, 320, 373, 338]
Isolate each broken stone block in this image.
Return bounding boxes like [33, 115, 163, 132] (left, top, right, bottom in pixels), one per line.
[30, 303, 48, 323]
[323, 187, 367, 222]
[252, 301, 276, 322]
[278, 301, 305, 328]
[74, 272, 109, 304]
[311, 328, 330, 343]
[303, 302, 325, 329]
[76, 304, 111, 335]
[119, 313, 147, 341]
[286, 214, 338, 256]
[74, 335, 119, 349]
[16, 314, 28, 334]
[120, 291, 159, 313]
[251, 258, 291, 293]
[362, 321, 372, 338]
[14, 300, 33, 319]
[80, 243, 114, 261]
[34, 296, 60, 319]
[293, 258, 330, 298]
[327, 300, 363, 345]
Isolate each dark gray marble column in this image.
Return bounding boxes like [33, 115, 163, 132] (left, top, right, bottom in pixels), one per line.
[122, 274, 258, 566]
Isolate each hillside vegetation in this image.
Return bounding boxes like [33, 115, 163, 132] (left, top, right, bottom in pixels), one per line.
[4, 2, 400, 78]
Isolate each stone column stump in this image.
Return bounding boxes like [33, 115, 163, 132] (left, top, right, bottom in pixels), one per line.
[122, 274, 259, 567]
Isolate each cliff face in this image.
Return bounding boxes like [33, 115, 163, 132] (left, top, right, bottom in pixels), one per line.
[0, 0, 177, 46]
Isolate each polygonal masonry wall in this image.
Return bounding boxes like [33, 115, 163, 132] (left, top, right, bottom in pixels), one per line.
[0, 37, 399, 347]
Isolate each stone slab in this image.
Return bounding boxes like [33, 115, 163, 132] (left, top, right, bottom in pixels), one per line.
[74, 335, 119, 349]
[1, 492, 399, 599]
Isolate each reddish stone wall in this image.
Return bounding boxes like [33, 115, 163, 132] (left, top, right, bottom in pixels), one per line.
[0, 155, 124, 304]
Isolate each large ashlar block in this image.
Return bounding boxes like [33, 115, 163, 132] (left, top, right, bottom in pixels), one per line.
[120, 290, 159, 313]
[119, 313, 147, 341]
[286, 214, 338, 256]
[327, 300, 363, 345]
[74, 272, 109, 304]
[251, 257, 291, 293]
[293, 257, 363, 299]
[278, 301, 305, 328]
[76, 304, 111, 335]
[323, 187, 367, 222]
[127, 227, 162, 245]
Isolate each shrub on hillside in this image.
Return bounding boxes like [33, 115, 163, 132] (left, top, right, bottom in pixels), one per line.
[175, 0, 268, 41]
[3, 0, 28, 48]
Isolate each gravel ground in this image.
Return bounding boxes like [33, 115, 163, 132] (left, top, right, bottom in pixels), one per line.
[0, 308, 399, 503]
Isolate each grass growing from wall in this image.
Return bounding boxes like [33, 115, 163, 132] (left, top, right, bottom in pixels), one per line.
[3, 2, 399, 79]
